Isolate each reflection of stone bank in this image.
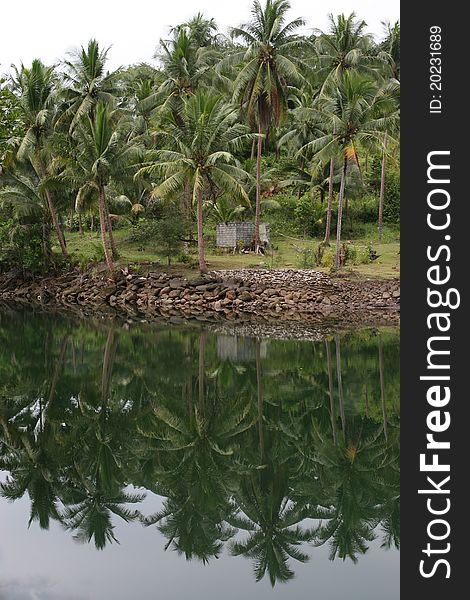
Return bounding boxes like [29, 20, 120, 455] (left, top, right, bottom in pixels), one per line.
[216, 222, 270, 250]
[217, 336, 268, 362]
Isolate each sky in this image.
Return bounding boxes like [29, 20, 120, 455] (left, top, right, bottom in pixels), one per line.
[1, 0, 399, 76]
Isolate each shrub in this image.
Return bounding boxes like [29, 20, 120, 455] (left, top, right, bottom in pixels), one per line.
[0, 219, 50, 273]
[128, 214, 186, 265]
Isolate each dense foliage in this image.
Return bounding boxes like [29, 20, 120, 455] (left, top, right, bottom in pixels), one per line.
[0, 2, 400, 273]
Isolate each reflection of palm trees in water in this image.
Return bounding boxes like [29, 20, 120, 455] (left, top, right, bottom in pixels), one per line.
[0, 319, 400, 581]
[228, 338, 315, 586]
[62, 327, 146, 549]
[142, 331, 253, 562]
[228, 464, 315, 586]
[0, 332, 69, 529]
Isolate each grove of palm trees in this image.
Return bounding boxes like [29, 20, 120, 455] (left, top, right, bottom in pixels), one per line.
[1, 4, 401, 597]
[0, 2, 400, 280]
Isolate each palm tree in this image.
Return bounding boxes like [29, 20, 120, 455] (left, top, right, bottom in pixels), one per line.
[300, 72, 397, 267]
[314, 13, 380, 245]
[70, 103, 141, 272]
[315, 13, 377, 91]
[136, 92, 254, 273]
[0, 168, 52, 263]
[175, 13, 219, 48]
[139, 27, 218, 126]
[60, 39, 118, 133]
[376, 80, 399, 241]
[380, 21, 400, 82]
[229, 0, 309, 252]
[10, 60, 68, 257]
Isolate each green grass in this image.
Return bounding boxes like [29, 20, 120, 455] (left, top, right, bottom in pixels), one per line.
[62, 225, 400, 279]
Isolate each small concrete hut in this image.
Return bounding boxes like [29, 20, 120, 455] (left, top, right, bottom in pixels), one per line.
[216, 221, 270, 250]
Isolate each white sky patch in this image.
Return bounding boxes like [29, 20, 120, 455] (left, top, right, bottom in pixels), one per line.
[1, 0, 399, 75]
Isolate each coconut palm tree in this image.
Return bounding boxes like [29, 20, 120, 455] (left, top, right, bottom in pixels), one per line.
[376, 80, 399, 241]
[138, 27, 218, 126]
[380, 21, 400, 82]
[314, 13, 383, 245]
[68, 103, 141, 272]
[228, 0, 309, 252]
[60, 39, 119, 133]
[174, 13, 219, 48]
[9, 60, 68, 257]
[315, 13, 377, 91]
[136, 92, 254, 273]
[299, 72, 397, 267]
[0, 167, 50, 262]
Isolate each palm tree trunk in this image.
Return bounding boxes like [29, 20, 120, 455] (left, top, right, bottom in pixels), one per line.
[98, 186, 114, 274]
[101, 329, 117, 403]
[254, 123, 263, 253]
[255, 339, 265, 460]
[45, 188, 68, 258]
[378, 132, 388, 242]
[198, 331, 207, 412]
[379, 340, 388, 441]
[325, 340, 337, 445]
[78, 212, 84, 236]
[46, 334, 69, 413]
[103, 199, 119, 259]
[335, 156, 348, 268]
[324, 157, 335, 246]
[37, 156, 68, 258]
[197, 188, 208, 274]
[335, 334, 346, 438]
[67, 208, 74, 231]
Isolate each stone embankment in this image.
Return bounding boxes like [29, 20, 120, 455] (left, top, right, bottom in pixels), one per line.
[0, 268, 399, 328]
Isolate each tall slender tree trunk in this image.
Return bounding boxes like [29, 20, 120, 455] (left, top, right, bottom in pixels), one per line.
[37, 156, 68, 258]
[255, 339, 265, 460]
[378, 132, 388, 242]
[325, 340, 337, 445]
[197, 188, 208, 274]
[335, 156, 348, 268]
[335, 334, 346, 439]
[254, 123, 263, 253]
[101, 328, 118, 405]
[103, 199, 119, 259]
[44, 189, 68, 258]
[98, 186, 114, 274]
[67, 208, 74, 231]
[198, 331, 207, 413]
[379, 340, 388, 441]
[324, 157, 335, 246]
[46, 334, 69, 415]
[78, 212, 84, 236]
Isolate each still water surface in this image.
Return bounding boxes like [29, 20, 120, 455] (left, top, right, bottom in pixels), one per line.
[0, 308, 399, 599]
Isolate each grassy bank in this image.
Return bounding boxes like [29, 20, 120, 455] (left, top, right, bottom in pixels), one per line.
[62, 224, 400, 279]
